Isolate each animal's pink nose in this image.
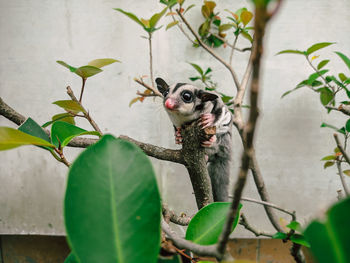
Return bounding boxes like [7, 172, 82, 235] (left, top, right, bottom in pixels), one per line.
[165, 98, 177, 110]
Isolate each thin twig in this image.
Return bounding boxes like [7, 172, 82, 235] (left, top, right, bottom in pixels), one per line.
[335, 160, 350, 196]
[134, 78, 162, 97]
[148, 33, 155, 88]
[229, 34, 239, 66]
[334, 133, 350, 165]
[79, 78, 87, 103]
[240, 197, 296, 220]
[239, 213, 274, 237]
[162, 204, 192, 226]
[176, 9, 241, 91]
[161, 219, 219, 258]
[67, 86, 102, 134]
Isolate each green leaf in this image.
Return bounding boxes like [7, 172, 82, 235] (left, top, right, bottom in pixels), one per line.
[204, 67, 212, 75]
[166, 20, 179, 30]
[304, 197, 350, 263]
[42, 113, 75, 128]
[321, 122, 346, 134]
[272, 232, 287, 239]
[0, 127, 55, 151]
[240, 30, 253, 43]
[287, 221, 302, 232]
[346, 119, 350, 132]
[306, 42, 335, 55]
[53, 100, 86, 114]
[51, 121, 100, 148]
[319, 87, 334, 106]
[335, 52, 350, 71]
[184, 4, 195, 14]
[88, 58, 120, 68]
[114, 8, 145, 28]
[240, 10, 253, 26]
[19, 118, 51, 143]
[189, 76, 200, 81]
[307, 70, 329, 85]
[317, 59, 330, 70]
[65, 135, 161, 263]
[218, 24, 233, 32]
[343, 170, 350, 177]
[339, 73, 348, 82]
[57, 61, 77, 72]
[186, 202, 242, 245]
[290, 234, 310, 248]
[189, 63, 204, 76]
[64, 253, 79, 263]
[19, 117, 52, 151]
[276, 49, 306, 56]
[198, 20, 210, 37]
[74, 65, 102, 79]
[324, 161, 335, 169]
[150, 7, 168, 29]
[321, 155, 336, 161]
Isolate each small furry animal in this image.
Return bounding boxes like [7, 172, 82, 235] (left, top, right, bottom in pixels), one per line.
[156, 78, 232, 202]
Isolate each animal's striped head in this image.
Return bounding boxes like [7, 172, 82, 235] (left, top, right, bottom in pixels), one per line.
[156, 78, 218, 127]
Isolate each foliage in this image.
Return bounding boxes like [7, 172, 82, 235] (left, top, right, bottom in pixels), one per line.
[65, 135, 161, 263]
[186, 202, 242, 245]
[279, 43, 350, 177]
[304, 197, 350, 263]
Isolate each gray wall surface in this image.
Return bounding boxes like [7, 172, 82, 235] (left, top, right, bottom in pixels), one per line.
[1, 0, 350, 236]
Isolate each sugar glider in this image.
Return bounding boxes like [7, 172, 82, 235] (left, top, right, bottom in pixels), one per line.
[156, 78, 232, 202]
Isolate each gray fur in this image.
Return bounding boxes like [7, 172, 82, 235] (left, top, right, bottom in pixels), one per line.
[156, 78, 233, 202]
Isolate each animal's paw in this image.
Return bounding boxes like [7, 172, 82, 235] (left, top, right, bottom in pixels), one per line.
[200, 113, 215, 129]
[201, 135, 216, 147]
[175, 127, 183, 144]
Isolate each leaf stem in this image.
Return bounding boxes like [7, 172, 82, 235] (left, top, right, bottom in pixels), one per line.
[79, 78, 87, 103]
[148, 33, 155, 88]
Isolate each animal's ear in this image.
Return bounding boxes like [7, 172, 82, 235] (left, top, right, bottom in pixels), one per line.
[198, 90, 218, 102]
[155, 78, 169, 94]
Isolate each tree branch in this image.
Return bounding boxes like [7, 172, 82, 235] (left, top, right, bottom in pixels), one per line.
[241, 197, 296, 220]
[335, 159, 350, 197]
[0, 97, 26, 126]
[334, 133, 350, 165]
[134, 78, 162, 97]
[162, 204, 191, 226]
[161, 219, 219, 258]
[176, 10, 241, 91]
[239, 213, 274, 237]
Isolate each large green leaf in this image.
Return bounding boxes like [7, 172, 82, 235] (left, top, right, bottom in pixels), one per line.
[53, 100, 86, 114]
[306, 42, 335, 55]
[158, 255, 182, 263]
[64, 135, 161, 263]
[319, 87, 334, 106]
[51, 121, 100, 148]
[304, 197, 350, 263]
[317, 59, 330, 70]
[74, 65, 102, 79]
[88, 58, 120, 68]
[149, 7, 168, 29]
[189, 63, 204, 76]
[335, 51, 350, 71]
[0, 127, 55, 151]
[186, 202, 242, 245]
[114, 8, 145, 28]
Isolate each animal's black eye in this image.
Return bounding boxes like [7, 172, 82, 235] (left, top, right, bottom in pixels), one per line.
[181, 91, 193, 103]
[163, 90, 169, 97]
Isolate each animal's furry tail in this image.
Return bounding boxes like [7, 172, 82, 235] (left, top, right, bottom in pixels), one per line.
[207, 132, 232, 202]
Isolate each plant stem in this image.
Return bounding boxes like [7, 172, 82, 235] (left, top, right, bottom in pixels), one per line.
[79, 78, 87, 103]
[148, 33, 155, 88]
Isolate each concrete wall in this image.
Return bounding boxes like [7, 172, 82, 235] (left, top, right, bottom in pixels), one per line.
[0, 0, 350, 236]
